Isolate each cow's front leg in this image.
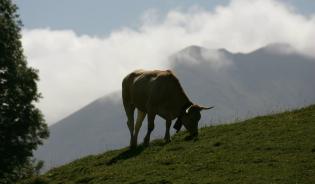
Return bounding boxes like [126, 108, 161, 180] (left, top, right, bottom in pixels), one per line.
[164, 120, 171, 143]
[143, 113, 155, 146]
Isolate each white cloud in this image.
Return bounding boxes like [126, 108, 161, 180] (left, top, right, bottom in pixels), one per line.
[22, 0, 315, 125]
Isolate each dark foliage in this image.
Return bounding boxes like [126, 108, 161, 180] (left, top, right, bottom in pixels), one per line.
[0, 0, 49, 183]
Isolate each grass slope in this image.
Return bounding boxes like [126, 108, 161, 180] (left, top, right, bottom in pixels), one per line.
[25, 105, 315, 184]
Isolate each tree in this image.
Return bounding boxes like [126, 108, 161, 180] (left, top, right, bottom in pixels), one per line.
[0, 0, 49, 182]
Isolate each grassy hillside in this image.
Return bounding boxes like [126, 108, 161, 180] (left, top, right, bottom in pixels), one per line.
[24, 105, 315, 184]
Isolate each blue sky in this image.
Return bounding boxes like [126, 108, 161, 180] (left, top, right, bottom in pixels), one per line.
[15, 0, 315, 36]
[16, 0, 227, 35]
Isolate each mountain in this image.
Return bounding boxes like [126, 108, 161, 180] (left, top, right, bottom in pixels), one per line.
[170, 43, 315, 123]
[34, 44, 315, 171]
[25, 105, 315, 183]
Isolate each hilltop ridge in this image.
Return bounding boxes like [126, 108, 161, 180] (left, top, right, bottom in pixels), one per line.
[25, 105, 315, 184]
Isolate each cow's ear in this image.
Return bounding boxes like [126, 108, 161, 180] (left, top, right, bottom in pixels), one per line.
[173, 118, 182, 133]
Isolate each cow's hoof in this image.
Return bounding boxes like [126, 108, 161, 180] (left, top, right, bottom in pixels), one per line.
[143, 139, 149, 146]
[164, 139, 171, 143]
[184, 135, 198, 141]
[129, 144, 137, 149]
[130, 142, 138, 148]
[130, 137, 138, 149]
[143, 141, 150, 147]
[184, 135, 194, 141]
[130, 141, 137, 149]
[143, 137, 150, 147]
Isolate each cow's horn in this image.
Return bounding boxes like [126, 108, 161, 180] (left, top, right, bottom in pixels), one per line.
[185, 105, 193, 114]
[199, 106, 214, 110]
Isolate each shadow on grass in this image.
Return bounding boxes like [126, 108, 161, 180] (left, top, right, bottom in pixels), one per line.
[184, 135, 199, 142]
[106, 145, 145, 165]
[106, 140, 170, 166]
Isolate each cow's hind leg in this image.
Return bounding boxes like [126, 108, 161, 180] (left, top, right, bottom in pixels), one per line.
[164, 120, 172, 143]
[143, 113, 156, 146]
[124, 105, 135, 148]
[132, 109, 146, 148]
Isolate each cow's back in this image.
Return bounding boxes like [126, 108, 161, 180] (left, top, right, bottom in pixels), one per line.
[122, 69, 179, 113]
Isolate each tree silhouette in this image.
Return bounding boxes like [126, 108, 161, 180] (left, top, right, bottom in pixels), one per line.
[0, 0, 49, 182]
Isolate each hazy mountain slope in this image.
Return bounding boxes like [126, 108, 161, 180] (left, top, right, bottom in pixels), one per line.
[35, 93, 124, 168]
[26, 105, 315, 184]
[35, 44, 315, 171]
[171, 43, 315, 124]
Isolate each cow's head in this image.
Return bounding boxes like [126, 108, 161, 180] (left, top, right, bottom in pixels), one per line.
[174, 105, 213, 138]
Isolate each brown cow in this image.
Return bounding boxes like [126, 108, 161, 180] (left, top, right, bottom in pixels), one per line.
[122, 69, 213, 148]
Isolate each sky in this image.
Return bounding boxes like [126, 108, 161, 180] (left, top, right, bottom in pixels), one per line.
[14, 0, 315, 36]
[15, 0, 230, 36]
[14, 0, 315, 125]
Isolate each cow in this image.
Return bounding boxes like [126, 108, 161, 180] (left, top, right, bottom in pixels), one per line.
[122, 69, 213, 148]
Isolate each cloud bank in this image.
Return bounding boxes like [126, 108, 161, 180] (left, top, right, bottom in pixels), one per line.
[22, 0, 315, 125]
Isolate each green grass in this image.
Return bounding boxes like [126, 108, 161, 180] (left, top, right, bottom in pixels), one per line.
[23, 105, 315, 184]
